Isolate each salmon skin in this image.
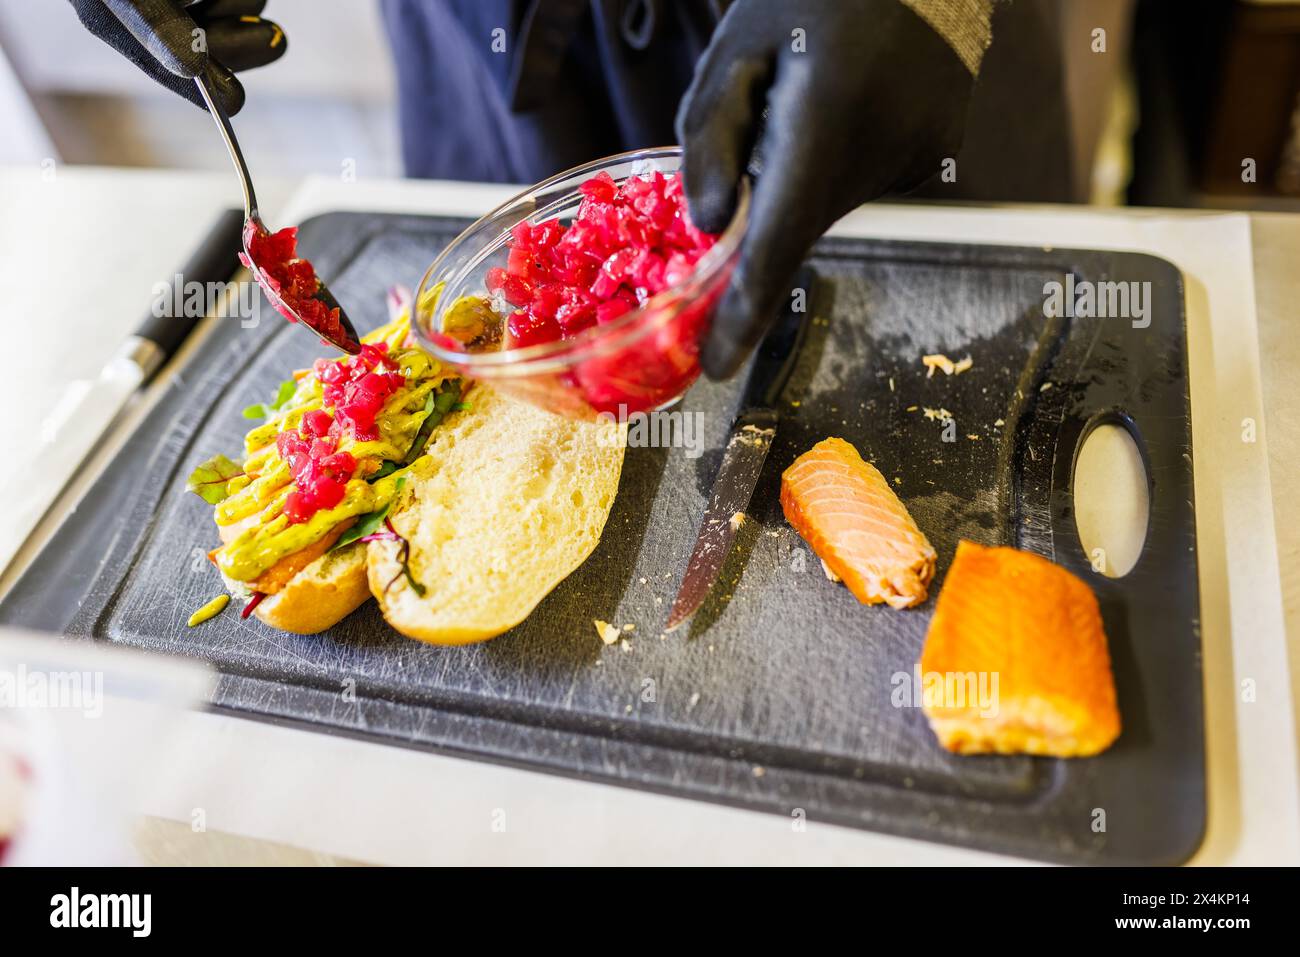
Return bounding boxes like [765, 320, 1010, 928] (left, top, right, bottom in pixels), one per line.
[780, 437, 936, 608]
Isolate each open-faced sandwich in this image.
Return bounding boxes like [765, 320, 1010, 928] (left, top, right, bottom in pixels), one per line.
[187, 302, 624, 641]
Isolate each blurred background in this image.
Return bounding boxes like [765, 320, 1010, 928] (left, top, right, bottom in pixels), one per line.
[0, 0, 400, 177]
[1, 0, 1299, 209]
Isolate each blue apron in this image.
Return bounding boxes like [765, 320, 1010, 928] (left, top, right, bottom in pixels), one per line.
[379, 0, 1073, 201]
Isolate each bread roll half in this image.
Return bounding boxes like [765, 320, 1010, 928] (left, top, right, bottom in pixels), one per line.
[250, 542, 372, 635]
[367, 384, 624, 645]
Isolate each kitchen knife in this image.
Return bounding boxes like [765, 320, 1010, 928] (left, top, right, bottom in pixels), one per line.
[0, 209, 245, 574]
[666, 266, 815, 631]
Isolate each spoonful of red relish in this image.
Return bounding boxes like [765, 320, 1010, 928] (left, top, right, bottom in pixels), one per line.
[195, 74, 361, 355]
[239, 221, 360, 354]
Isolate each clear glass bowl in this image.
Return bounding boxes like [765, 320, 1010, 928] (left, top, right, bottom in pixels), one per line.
[410, 147, 749, 420]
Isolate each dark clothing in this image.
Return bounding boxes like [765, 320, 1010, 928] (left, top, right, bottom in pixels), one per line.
[380, 0, 714, 183]
[381, 0, 1074, 202]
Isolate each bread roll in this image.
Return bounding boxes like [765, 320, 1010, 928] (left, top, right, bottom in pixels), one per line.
[249, 542, 372, 635]
[367, 384, 624, 645]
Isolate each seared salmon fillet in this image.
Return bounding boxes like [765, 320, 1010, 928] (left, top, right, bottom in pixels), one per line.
[780, 437, 936, 609]
[920, 540, 1121, 757]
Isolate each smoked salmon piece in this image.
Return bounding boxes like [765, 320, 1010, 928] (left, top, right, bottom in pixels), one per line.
[780, 437, 936, 609]
[920, 540, 1121, 757]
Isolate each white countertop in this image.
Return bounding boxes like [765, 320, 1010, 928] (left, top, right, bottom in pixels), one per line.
[2, 166, 1297, 865]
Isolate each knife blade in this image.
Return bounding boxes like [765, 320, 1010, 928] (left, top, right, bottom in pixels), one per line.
[0, 210, 244, 574]
[666, 266, 815, 631]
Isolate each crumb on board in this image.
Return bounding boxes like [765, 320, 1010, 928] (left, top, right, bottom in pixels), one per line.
[1040, 382, 1053, 392]
[820, 558, 842, 583]
[623, 623, 635, 632]
[967, 434, 980, 440]
[994, 418, 1005, 427]
[639, 577, 647, 585]
[594, 619, 621, 645]
[922, 354, 952, 378]
[735, 423, 775, 447]
[730, 511, 746, 531]
[752, 766, 766, 778]
[906, 405, 919, 412]
[922, 353, 974, 378]
[888, 377, 895, 391]
[922, 407, 954, 422]
[621, 638, 633, 652]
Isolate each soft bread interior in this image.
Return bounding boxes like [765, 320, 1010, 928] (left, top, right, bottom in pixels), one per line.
[367, 383, 624, 645]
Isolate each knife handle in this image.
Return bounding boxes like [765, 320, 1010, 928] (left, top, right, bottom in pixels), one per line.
[131, 208, 245, 377]
[740, 265, 816, 411]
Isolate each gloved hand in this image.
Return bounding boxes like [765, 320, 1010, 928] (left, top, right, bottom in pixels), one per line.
[677, 0, 980, 378]
[69, 0, 288, 115]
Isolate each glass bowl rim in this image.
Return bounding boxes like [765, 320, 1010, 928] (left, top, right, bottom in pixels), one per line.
[410, 145, 749, 378]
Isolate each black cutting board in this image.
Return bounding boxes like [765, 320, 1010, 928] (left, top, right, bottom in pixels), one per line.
[1, 212, 1203, 864]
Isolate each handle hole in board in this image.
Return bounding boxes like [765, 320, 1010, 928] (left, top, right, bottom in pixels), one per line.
[1071, 415, 1150, 578]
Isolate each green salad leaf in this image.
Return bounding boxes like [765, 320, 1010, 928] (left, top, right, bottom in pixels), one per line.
[403, 564, 427, 597]
[271, 379, 297, 409]
[241, 379, 299, 421]
[186, 454, 245, 505]
[402, 380, 462, 466]
[332, 477, 405, 551]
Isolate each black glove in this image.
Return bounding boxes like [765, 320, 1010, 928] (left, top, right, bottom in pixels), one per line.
[677, 0, 978, 378]
[69, 0, 288, 115]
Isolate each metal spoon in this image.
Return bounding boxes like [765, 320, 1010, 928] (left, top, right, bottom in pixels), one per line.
[194, 73, 361, 355]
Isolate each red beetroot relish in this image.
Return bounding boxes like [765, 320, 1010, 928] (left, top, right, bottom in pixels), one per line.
[314, 343, 405, 442]
[240, 223, 345, 343]
[276, 343, 405, 525]
[490, 170, 717, 350]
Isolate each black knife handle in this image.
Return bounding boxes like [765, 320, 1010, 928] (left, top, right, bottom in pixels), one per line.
[739, 264, 817, 411]
[132, 208, 245, 374]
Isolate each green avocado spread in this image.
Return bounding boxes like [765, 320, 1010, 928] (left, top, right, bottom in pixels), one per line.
[217, 464, 418, 582]
[204, 320, 457, 584]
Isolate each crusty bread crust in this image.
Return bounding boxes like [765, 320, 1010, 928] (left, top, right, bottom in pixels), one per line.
[251, 541, 371, 635]
[368, 383, 624, 645]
